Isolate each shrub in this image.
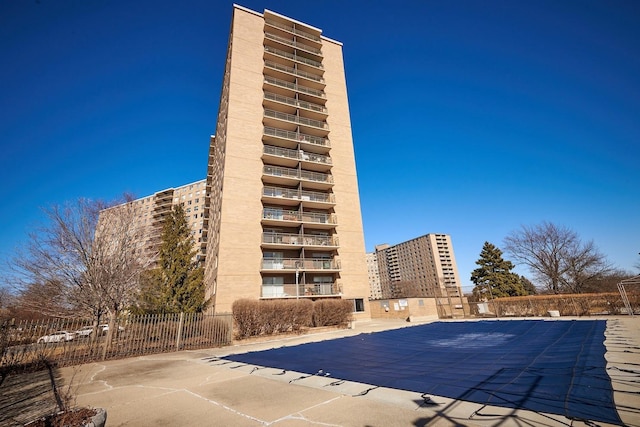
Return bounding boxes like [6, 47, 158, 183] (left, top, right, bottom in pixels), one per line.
[232, 299, 313, 339]
[312, 299, 353, 327]
[232, 299, 263, 339]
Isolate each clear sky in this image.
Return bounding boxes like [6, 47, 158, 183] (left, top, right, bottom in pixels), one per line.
[1, 0, 639, 293]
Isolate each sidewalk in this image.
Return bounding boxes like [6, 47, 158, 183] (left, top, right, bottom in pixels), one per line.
[33, 317, 640, 426]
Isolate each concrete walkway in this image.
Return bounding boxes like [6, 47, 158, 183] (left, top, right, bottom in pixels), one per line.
[56, 317, 639, 427]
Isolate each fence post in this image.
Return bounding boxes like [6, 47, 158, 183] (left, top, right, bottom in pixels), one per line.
[176, 312, 184, 351]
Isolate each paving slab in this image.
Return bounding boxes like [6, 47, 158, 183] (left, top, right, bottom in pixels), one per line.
[45, 317, 640, 427]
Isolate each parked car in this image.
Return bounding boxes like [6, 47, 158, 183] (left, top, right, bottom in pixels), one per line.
[37, 331, 75, 343]
[98, 324, 124, 333]
[75, 326, 95, 337]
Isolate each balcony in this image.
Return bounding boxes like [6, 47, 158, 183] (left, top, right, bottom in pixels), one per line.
[264, 32, 322, 57]
[263, 145, 331, 168]
[264, 46, 323, 70]
[262, 232, 338, 249]
[264, 18, 322, 43]
[300, 210, 336, 227]
[261, 283, 340, 298]
[263, 126, 330, 152]
[262, 208, 337, 228]
[264, 60, 324, 85]
[263, 165, 333, 189]
[261, 257, 340, 271]
[262, 186, 335, 208]
[264, 76, 326, 100]
[263, 91, 327, 115]
[264, 109, 328, 133]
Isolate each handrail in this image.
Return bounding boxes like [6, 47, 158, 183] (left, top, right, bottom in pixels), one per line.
[264, 126, 331, 147]
[261, 283, 338, 298]
[264, 32, 322, 55]
[263, 126, 330, 147]
[263, 76, 326, 99]
[264, 60, 324, 83]
[264, 19, 322, 42]
[264, 46, 323, 69]
[262, 232, 338, 246]
[264, 108, 328, 129]
[263, 145, 331, 164]
[262, 186, 335, 203]
[262, 208, 336, 224]
[263, 91, 327, 113]
[263, 165, 333, 183]
[261, 257, 340, 270]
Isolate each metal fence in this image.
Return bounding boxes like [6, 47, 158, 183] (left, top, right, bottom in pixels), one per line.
[1, 313, 233, 368]
[470, 292, 640, 317]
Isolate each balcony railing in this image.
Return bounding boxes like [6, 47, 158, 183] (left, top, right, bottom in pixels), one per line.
[264, 19, 322, 42]
[263, 165, 333, 184]
[264, 46, 323, 69]
[264, 60, 324, 83]
[264, 32, 322, 56]
[264, 76, 326, 99]
[262, 208, 336, 225]
[262, 232, 338, 247]
[263, 145, 331, 165]
[264, 109, 328, 130]
[262, 185, 298, 200]
[264, 91, 326, 114]
[261, 258, 340, 270]
[261, 283, 339, 298]
[263, 126, 330, 148]
[301, 210, 336, 224]
[262, 186, 335, 204]
[263, 165, 299, 180]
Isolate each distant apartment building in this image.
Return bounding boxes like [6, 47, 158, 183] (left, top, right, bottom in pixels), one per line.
[107, 179, 207, 266]
[366, 252, 382, 300]
[203, 6, 370, 317]
[372, 234, 462, 300]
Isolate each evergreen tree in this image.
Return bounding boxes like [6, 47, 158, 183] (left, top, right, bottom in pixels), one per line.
[471, 242, 526, 299]
[519, 275, 537, 295]
[137, 205, 208, 313]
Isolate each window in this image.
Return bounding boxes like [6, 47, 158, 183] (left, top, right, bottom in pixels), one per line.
[353, 298, 365, 312]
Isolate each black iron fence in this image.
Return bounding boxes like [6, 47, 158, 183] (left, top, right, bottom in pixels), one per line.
[1, 313, 232, 368]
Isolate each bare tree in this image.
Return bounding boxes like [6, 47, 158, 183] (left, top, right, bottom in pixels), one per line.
[504, 221, 611, 294]
[0, 286, 14, 319]
[10, 196, 150, 322]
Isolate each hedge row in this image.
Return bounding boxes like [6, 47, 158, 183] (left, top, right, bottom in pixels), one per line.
[474, 292, 640, 317]
[232, 299, 353, 339]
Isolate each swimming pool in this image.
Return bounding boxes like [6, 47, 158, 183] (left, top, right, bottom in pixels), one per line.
[223, 320, 621, 424]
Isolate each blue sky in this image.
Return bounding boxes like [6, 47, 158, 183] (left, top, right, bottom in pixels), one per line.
[1, 0, 638, 292]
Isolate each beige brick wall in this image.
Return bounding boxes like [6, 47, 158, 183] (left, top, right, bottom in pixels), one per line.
[213, 9, 265, 313]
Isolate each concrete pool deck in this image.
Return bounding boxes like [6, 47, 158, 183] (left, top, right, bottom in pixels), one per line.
[58, 316, 639, 426]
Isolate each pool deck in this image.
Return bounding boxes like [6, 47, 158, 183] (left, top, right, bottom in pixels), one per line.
[54, 316, 640, 426]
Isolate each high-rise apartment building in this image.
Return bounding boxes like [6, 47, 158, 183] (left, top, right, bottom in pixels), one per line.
[366, 252, 383, 300]
[203, 6, 370, 317]
[373, 234, 462, 300]
[107, 180, 208, 266]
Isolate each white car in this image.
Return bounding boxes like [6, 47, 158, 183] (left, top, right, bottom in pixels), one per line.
[37, 331, 75, 343]
[99, 324, 124, 333]
[75, 326, 95, 337]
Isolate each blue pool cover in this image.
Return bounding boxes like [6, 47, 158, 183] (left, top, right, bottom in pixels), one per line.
[223, 320, 621, 424]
